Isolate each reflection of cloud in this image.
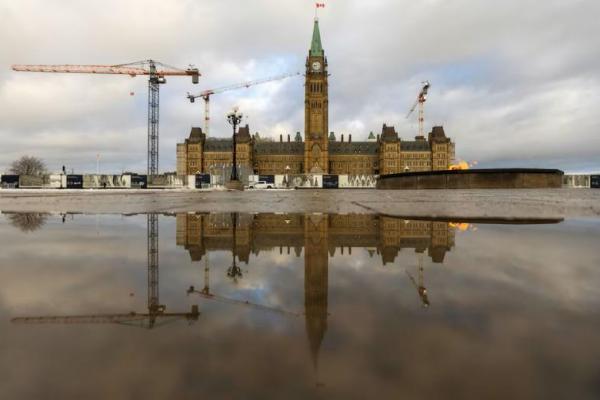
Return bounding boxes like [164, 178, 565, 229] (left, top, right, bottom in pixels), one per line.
[1, 214, 600, 398]
[5, 212, 49, 232]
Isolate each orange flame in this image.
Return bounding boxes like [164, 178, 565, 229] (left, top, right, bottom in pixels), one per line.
[449, 160, 470, 170]
[449, 222, 470, 231]
[449, 160, 478, 170]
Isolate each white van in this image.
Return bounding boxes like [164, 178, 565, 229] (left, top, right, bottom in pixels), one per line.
[247, 181, 274, 189]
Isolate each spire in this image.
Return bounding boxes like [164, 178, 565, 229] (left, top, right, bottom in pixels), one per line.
[310, 19, 324, 57]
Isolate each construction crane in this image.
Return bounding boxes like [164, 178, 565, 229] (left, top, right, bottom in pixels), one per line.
[405, 252, 430, 308]
[12, 213, 199, 329]
[11, 308, 199, 328]
[187, 286, 302, 317]
[187, 252, 302, 317]
[406, 80, 431, 137]
[187, 72, 300, 137]
[12, 60, 200, 175]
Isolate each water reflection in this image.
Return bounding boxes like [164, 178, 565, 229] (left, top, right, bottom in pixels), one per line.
[6, 212, 597, 399]
[8, 213, 478, 366]
[176, 213, 462, 314]
[4, 212, 49, 232]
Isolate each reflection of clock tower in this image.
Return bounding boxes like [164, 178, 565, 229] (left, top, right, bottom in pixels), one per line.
[304, 18, 329, 173]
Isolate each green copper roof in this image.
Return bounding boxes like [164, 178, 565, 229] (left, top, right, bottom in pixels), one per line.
[310, 19, 324, 57]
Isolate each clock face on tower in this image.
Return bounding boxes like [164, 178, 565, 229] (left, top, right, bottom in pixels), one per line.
[311, 61, 321, 72]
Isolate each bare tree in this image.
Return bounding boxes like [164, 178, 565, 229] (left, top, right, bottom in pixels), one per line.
[10, 155, 46, 176]
[6, 212, 49, 232]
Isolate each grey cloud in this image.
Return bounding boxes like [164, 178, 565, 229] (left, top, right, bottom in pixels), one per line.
[1, 0, 599, 173]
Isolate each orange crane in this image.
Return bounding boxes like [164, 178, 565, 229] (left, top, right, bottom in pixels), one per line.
[187, 72, 300, 137]
[12, 60, 200, 175]
[406, 80, 431, 138]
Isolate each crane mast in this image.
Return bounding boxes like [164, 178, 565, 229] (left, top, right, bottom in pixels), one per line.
[406, 252, 430, 308]
[406, 80, 431, 137]
[187, 72, 300, 137]
[12, 60, 200, 175]
[147, 213, 160, 320]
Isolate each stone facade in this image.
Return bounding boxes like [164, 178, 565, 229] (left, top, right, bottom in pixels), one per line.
[176, 19, 455, 177]
[176, 213, 455, 268]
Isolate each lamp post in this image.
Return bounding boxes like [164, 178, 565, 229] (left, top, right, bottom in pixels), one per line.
[285, 165, 290, 188]
[226, 107, 243, 184]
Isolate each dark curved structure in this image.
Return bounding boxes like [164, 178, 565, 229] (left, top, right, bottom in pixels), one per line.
[377, 168, 564, 189]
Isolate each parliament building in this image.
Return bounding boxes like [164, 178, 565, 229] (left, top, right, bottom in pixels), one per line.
[176, 18, 455, 177]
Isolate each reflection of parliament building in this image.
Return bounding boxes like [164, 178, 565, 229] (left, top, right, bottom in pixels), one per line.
[176, 18, 455, 176]
[176, 213, 455, 365]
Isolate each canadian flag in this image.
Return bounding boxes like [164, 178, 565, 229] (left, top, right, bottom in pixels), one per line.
[316, 3, 325, 8]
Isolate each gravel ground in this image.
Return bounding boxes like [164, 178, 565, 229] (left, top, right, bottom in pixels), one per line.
[1, 188, 599, 220]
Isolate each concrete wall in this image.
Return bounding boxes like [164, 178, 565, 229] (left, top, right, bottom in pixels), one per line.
[377, 169, 564, 189]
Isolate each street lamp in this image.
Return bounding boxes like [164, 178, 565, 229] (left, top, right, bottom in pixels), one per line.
[226, 107, 243, 183]
[284, 165, 290, 188]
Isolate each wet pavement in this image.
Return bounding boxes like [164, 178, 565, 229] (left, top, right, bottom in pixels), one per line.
[1, 212, 599, 399]
[1, 188, 599, 219]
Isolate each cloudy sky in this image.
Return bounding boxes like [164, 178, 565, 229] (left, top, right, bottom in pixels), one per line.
[1, 0, 598, 174]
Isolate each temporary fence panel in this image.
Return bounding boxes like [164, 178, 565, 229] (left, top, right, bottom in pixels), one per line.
[66, 175, 83, 189]
[1, 175, 19, 188]
[323, 174, 339, 189]
[131, 175, 147, 189]
[195, 173, 211, 189]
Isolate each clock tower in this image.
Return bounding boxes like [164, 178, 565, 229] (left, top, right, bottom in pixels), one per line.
[304, 18, 329, 173]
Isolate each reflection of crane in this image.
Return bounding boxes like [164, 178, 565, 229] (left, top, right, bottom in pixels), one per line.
[405, 252, 430, 308]
[12, 213, 199, 329]
[187, 72, 300, 137]
[406, 80, 431, 138]
[12, 60, 200, 175]
[11, 308, 199, 328]
[187, 286, 302, 317]
[187, 250, 302, 317]
[147, 214, 160, 318]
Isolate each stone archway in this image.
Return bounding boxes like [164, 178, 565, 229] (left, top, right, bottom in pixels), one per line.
[310, 144, 323, 173]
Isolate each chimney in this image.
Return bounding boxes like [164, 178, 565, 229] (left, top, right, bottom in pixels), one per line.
[349, 134, 352, 142]
[280, 134, 283, 143]
[287, 134, 290, 142]
[341, 134, 344, 142]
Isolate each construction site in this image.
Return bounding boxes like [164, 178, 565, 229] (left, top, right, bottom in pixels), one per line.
[3, 0, 600, 398]
[7, 17, 457, 188]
